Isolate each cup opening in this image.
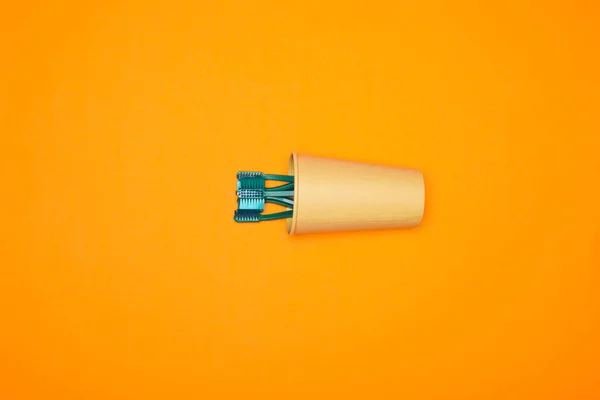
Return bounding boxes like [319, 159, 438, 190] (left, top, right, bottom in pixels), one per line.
[287, 153, 298, 235]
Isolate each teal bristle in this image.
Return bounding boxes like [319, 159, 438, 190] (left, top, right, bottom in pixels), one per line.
[237, 197, 265, 212]
[237, 177, 265, 190]
[234, 211, 261, 222]
[237, 189, 263, 198]
[237, 171, 263, 179]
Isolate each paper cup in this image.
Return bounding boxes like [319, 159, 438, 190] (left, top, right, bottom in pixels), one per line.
[287, 153, 425, 235]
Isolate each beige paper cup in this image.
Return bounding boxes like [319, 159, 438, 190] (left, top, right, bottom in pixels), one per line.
[287, 153, 424, 235]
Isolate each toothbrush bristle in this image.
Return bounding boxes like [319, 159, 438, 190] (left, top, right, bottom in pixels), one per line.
[237, 177, 264, 189]
[237, 171, 263, 179]
[237, 189, 263, 198]
[237, 197, 265, 211]
[234, 211, 261, 222]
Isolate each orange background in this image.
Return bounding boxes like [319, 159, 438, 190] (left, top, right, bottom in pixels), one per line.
[2, 1, 600, 399]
